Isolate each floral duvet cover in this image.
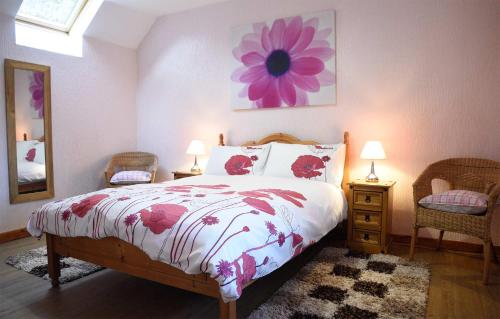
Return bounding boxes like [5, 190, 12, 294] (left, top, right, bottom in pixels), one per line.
[27, 175, 346, 301]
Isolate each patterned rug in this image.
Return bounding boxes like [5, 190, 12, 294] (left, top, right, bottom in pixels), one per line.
[5, 246, 104, 284]
[248, 247, 430, 319]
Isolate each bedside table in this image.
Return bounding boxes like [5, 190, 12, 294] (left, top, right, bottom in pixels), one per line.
[347, 179, 395, 254]
[173, 171, 201, 180]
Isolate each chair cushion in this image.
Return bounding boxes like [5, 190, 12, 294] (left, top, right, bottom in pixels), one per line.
[110, 171, 152, 185]
[418, 190, 488, 215]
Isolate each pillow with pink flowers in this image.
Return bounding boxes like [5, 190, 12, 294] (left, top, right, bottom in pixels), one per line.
[205, 144, 271, 176]
[16, 140, 37, 162]
[418, 190, 489, 214]
[263, 142, 346, 186]
[33, 142, 45, 164]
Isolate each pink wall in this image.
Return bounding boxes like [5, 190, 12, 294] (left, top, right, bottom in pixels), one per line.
[0, 13, 138, 233]
[136, 0, 500, 244]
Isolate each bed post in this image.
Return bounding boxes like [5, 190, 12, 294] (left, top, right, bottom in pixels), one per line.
[219, 133, 225, 146]
[218, 298, 236, 319]
[46, 233, 61, 287]
[342, 131, 350, 195]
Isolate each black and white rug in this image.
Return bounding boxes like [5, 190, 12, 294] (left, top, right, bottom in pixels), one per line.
[5, 246, 104, 284]
[248, 248, 430, 319]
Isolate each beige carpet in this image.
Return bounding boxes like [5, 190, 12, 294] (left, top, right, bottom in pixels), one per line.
[5, 246, 103, 284]
[248, 247, 430, 319]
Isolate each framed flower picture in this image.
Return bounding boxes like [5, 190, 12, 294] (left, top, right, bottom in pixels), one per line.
[230, 10, 336, 110]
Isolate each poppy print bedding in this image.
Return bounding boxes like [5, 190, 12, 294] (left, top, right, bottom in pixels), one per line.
[204, 144, 271, 176]
[27, 175, 346, 301]
[264, 142, 346, 186]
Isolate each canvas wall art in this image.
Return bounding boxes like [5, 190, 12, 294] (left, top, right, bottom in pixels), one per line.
[230, 10, 336, 110]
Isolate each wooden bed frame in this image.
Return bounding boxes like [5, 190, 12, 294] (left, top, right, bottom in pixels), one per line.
[18, 180, 47, 194]
[46, 132, 350, 319]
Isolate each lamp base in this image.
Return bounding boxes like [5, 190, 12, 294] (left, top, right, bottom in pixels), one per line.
[365, 173, 379, 183]
[365, 160, 379, 183]
[191, 155, 201, 173]
[190, 165, 201, 173]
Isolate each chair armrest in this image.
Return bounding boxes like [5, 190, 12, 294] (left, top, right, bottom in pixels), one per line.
[412, 163, 455, 205]
[105, 161, 115, 177]
[104, 172, 109, 188]
[104, 160, 116, 187]
[150, 169, 157, 183]
[412, 170, 434, 207]
[487, 184, 500, 212]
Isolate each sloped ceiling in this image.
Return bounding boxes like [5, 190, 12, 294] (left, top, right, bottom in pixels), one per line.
[84, 1, 156, 49]
[106, 0, 228, 16]
[0, 0, 229, 49]
[0, 0, 22, 17]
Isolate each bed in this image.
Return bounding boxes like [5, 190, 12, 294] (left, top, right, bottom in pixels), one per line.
[16, 140, 47, 194]
[27, 132, 350, 319]
[17, 160, 47, 193]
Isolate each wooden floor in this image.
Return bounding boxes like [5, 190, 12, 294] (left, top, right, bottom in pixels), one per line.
[0, 237, 498, 319]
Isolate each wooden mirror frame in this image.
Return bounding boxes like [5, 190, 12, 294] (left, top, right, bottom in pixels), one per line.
[4, 59, 54, 203]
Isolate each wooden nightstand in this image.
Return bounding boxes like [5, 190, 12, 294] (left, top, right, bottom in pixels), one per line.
[173, 171, 201, 180]
[347, 179, 395, 254]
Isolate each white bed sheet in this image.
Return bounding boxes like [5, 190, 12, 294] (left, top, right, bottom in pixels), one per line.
[27, 175, 347, 301]
[17, 160, 46, 183]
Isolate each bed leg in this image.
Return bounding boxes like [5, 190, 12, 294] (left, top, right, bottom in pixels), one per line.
[46, 234, 61, 288]
[218, 298, 236, 319]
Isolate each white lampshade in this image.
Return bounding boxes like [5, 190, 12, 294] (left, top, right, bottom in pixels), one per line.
[186, 140, 206, 155]
[360, 141, 386, 160]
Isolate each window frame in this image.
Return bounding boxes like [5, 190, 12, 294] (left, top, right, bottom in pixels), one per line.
[16, 0, 88, 33]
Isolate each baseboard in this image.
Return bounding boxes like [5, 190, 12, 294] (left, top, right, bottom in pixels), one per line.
[0, 228, 30, 244]
[391, 234, 500, 255]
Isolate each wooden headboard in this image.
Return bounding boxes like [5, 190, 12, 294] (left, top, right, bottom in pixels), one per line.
[218, 132, 350, 194]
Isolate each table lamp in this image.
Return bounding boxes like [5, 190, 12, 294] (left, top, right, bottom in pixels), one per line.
[186, 140, 206, 173]
[360, 141, 386, 182]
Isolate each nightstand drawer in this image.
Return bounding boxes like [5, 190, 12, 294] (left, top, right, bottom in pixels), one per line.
[352, 229, 381, 245]
[353, 210, 382, 230]
[352, 190, 383, 211]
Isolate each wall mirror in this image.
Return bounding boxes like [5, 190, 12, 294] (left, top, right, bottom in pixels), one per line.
[4, 59, 54, 203]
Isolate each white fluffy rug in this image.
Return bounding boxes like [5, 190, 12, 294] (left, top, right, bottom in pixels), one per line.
[5, 246, 104, 284]
[248, 247, 430, 319]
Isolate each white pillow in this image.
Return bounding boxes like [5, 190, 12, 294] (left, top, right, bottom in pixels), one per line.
[33, 142, 45, 165]
[110, 170, 152, 185]
[263, 143, 346, 186]
[205, 144, 271, 176]
[16, 140, 37, 161]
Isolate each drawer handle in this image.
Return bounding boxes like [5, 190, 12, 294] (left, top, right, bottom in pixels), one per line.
[365, 215, 370, 222]
[363, 233, 369, 241]
[365, 195, 371, 203]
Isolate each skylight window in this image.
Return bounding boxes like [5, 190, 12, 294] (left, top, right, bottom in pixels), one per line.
[15, 0, 103, 57]
[17, 0, 87, 33]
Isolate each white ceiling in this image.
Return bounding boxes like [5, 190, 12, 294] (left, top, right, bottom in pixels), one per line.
[84, 1, 157, 49]
[0, 0, 230, 49]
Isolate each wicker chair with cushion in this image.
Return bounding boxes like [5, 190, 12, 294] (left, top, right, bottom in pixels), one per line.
[104, 152, 158, 188]
[409, 158, 500, 284]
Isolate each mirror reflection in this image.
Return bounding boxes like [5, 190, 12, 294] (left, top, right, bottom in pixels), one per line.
[14, 69, 47, 194]
[5, 59, 53, 203]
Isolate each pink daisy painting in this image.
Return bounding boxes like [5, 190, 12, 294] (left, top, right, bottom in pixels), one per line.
[231, 11, 336, 109]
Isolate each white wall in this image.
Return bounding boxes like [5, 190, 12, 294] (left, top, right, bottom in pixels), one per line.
[136, 0, 500, 244]
[0, 12, 138, 233]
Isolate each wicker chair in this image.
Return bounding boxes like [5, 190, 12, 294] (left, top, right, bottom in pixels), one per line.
[409, 158, 500, 284]
[104, 152, 158, 188]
